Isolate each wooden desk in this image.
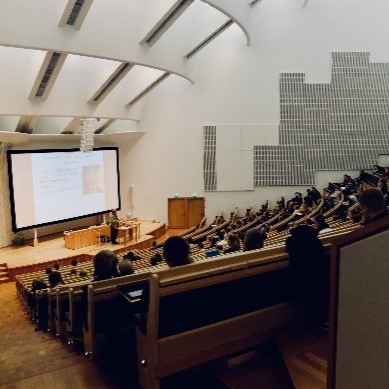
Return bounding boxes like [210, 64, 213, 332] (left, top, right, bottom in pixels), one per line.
[117, 223, 140, 244]
[64, 225, 110, 249]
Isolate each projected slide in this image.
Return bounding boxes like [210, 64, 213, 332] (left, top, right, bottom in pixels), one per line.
[8, 148, 120, 231]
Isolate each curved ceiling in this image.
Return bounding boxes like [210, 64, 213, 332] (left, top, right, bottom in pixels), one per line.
[0, 0, 267, 135]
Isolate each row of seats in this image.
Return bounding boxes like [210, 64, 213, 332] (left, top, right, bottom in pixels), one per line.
[15, 178, 364, 370]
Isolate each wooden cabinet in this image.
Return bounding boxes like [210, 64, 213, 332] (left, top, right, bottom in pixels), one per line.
[168, 197, 205, 229]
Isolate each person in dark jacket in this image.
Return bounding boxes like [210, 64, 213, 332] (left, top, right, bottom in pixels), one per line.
[286, 225, 329, 325]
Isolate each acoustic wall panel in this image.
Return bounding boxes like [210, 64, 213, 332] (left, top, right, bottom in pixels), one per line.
[203, 125, 217, 191]
[205, 125, 272, 191]
[216, 150, 244, 191]
[204, 52, 389, 189]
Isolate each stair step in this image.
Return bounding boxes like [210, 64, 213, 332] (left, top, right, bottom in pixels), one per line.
[275, 323, 328, 389]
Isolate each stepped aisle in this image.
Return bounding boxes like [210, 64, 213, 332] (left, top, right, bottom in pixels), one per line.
[0, 282, 110, 388]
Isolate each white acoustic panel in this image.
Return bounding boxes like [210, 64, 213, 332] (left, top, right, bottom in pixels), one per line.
[241, 125, 278, 149]
[241, 150, 254, 190]
[216, 125, 242, 151]
[216, 150, 242, 191]
[214, 125, 264, 191]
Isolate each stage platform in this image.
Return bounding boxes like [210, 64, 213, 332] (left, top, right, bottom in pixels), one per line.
[0, 220, 166, 280]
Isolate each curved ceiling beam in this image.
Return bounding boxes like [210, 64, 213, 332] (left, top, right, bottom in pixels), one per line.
[0, 43, 194, 85]
[201, 0, 251, 46]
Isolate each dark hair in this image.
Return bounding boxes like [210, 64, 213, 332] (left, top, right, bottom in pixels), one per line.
[359, 188, 386, 212]
[150, 253, 163, 266]
[286, 224, 329, 322]
[314, 214, 329, 231]
[163, 236, 192, 267]
[71, 259, 78, 266]
[45, 267, 52, 275]
[243, 228, 264, 252]
[54, 263, 60, 271]
[227, 233, 240, 248]
[119, 260, 135, 276]
[32, 278, 47, 292]
[48, 271, 63, 287]
[93, 250, 118, 280]
[123, 251, 135, 260]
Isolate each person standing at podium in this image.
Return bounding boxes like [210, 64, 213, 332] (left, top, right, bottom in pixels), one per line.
[109, 210, 120, 244]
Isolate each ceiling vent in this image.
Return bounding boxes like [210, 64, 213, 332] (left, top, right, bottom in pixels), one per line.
[88, 63, 134, 104]
[127, 72, 170, 106]
[29, 52, 67, 100]
[59, 0, 94, 29]
[184, 19, 234, 59]
[15, 116, 37, 133]
[140, 0, 194, 46]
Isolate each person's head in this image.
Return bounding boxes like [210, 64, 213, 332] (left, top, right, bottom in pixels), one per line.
[228, 233, 240, 248]
[163, 236, 192, 267]
[358, 189, 387, 224]
[93, 249, 118, 280]
[150, 253, 163, 266]
[314, 214, 326, 228]
[45, 267, 52, 275]
[287, 225, 319, 251]
[48, 271, 63, 288]
[123, 251, 135, 260]
[32, 278, 47, 292]
[119, 260, 135, 276]
[243, 228, 265, 252]
[54, 263, 60, 271]
[71, 259, 78, 267]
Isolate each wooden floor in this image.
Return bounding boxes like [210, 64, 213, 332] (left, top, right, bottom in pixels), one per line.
[0, 220, 165, 269]
[0, 228, 329, 389]
[0, 278, 296, 389]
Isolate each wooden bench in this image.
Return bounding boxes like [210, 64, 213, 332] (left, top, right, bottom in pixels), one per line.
[80, 273, 151, 358]
[134, 251, 303, 389]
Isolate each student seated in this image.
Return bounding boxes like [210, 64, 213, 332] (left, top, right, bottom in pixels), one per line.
[163, 236, 193, 267]
[358, 188, 388, 225]
[313, 214, 332, 235]
[243, 228, 265, 252]
[70, 259, 78, 275]
[223, 233, 241, 254]
[48, 271, 64, 288]
[118, 260, 135, 276]
[150, 253, 163, 266]
[93, 250, 119, 281]
[286, 225, 329, 326]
